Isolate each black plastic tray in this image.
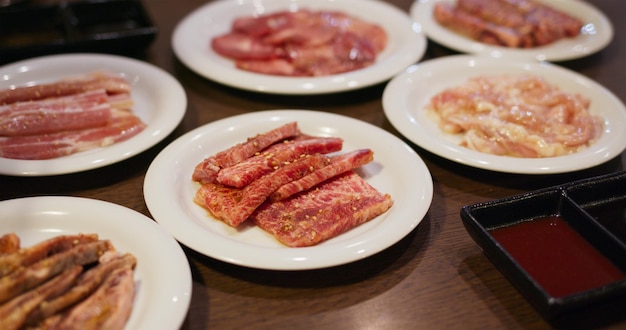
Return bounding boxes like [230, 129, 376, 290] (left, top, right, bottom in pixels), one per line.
[0, 0, 157, 64]
[461, 171, 626, 323]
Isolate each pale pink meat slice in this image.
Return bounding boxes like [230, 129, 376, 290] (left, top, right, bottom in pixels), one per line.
[217, 136, 343, 188]
[270, 148, 374, 201]
[0, 71, 131, 105]
[0, 109, 146, 160]
[0, 89, 112, 136]
[195, 154, 331, 227]
[192, 121, 300, 184]
[252, 171, 393, 247]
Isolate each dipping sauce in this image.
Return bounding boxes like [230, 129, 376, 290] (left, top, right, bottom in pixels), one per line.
[490, 216, 626, 298]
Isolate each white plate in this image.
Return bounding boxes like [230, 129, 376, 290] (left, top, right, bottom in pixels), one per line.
[382, 55, 626, 174]
[0, 196, 192, 330]
[0, 53, 187, 176]
[144, 110, 433, 270]
[172, 0, 426, 94]
[410, 0, 613, 61]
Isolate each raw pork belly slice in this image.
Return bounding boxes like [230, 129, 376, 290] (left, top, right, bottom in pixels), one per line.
[0, 71, 131, 105]
[195, 154, 331, 227]
[251, 171, 393, 247]
[0, 109, 146, 160]
[216, 136, 343, 188]
[192, 121, 300, 184]
[0, 89, 112, 136]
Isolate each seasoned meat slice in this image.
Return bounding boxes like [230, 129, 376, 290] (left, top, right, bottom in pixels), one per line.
[252, 171, 393, 247]
[192, 121, 300, 184]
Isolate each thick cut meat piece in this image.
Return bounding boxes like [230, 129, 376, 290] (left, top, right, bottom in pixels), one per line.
[0, 233, 20, 256]
[0, 89, 112, 136]
[0, 109, 146, 160]
[271, 148, 374, 201]
[0, 71, 131, 105]
[217, 136, 343, 188]
[53, 267, 136, 330]
[25, 253, 137, 326]
[195, 154, 331, 227]
[0, 234, 98, 278]
[252, 171, 393, 247]
[0, 240, 113, 304]
[192, 121, 300, 184]
[0, 265, 82, 330]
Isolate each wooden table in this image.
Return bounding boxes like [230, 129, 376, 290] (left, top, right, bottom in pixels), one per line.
[2, 0, 625, 328]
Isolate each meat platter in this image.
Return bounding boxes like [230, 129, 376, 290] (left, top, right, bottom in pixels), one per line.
[0, 196, 192, 329]
[143, 110, 433, 270]
[0, 53, 186, 176]
[410, 0, 613, 61]
[382, 55, 626, 174]
[172, 0, 427, 94]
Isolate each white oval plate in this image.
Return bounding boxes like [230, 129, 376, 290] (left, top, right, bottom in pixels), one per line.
[0, 53, 187, 176]
[0, 196, 192, 330]
[382, 55, 626, 174]
[144, 110, 433, 270]
[410, 0, 613, 61]
[172, 0, 426, 94]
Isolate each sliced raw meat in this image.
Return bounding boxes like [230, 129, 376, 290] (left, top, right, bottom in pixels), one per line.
[270, 148, 374, 201]
[25, 253, 136, 326]
[0, 109, 146, 160]
[211, 9, 387, 76]
[0, 71, 131, 105]
[252, 171, 393, 247]
[0, 265, 82, 330]
[195, 154, 331, 227]
[192, 121, 300, 184]
[217, 136, 343, 188]
[0, 89, 112, 137]
[53, 267, 136, 330]
[0, 234, 98, 278]
[0, 240, 113, 304]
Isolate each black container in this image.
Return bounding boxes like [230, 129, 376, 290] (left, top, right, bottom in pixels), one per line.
[0, 0, 157, 64]
[460, 171, 626, 322]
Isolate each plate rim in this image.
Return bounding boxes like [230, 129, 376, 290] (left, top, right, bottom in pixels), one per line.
[0, 195, 192, 330]
[382, 54, 626, 174]
[0, 53, 187, 176]
[410, 0, 614, 61]
[143, 109, 433, 270]
[172, 0, 427, 94]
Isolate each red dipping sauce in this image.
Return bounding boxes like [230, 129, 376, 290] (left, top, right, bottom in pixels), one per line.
[490, 216, 626, 298]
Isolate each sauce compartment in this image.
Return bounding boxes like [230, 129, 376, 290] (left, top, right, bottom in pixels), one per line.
[460, 171, 626, 321]
[0, 0, 157, 64]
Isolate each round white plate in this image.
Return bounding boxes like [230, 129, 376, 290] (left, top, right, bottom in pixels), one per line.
[0, 196, 192, 330]
[410, 0, 613, 61]
[144, 110, 433, 270]
[172, 0, 426, 94]
[0, 53, 187, 176]
[382, 55, 626, 174]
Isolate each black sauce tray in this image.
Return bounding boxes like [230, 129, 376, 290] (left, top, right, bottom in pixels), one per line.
[460, 171, 626, 323]
[0, 0, 157, 64]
